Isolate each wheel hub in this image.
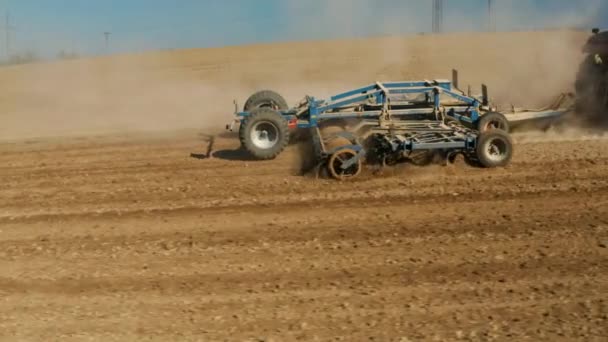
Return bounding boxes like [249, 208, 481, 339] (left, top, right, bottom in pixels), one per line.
[328, 149, 362, 180]
[251, 121, 279, 150]
[486, 138, 507, 162]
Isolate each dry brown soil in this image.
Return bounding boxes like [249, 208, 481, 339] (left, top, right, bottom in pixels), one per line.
[1, 30, 607, 341]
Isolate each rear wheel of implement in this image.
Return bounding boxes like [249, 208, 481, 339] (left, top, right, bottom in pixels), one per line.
[475, 130, 513, 168]
[477, 112, 509, 133]
[328, 148, 362, 180]
[244, 90, 288, 111]
[241, 108, 290, 160]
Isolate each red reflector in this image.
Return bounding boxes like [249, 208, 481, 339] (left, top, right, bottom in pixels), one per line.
[288, 119, 297, 129]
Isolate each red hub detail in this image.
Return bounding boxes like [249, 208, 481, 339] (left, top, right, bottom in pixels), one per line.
[288, 119, 298, 129]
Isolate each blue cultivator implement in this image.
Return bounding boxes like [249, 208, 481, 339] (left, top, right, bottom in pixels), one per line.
[226, 71, 572, 180]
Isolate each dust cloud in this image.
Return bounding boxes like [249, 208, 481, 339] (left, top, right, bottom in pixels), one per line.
[0, 56, 242, 140]
[0, 0, 602, 141]
[513, 126, 608, 144]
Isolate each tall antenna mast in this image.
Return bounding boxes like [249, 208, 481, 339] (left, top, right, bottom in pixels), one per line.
[488, 0, 496, 32]
[2, 11, 16, 59]
[104, 31, 111, 52]
[432, 0, 444, 33]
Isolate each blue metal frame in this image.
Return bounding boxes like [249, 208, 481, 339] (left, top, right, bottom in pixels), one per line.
[234, 79, 482, 128]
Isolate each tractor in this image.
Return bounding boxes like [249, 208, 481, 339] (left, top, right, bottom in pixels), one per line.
[575, 28, 608, 125]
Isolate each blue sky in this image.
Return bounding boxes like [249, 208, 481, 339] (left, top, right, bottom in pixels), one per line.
[2, 0, 607, 58]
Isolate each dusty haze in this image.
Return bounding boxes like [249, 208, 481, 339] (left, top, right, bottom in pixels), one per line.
[0, 29, 590, 140]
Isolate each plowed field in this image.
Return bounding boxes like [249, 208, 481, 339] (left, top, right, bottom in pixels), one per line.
[1, 129, 607, 341]
[1, 30, 607, 341]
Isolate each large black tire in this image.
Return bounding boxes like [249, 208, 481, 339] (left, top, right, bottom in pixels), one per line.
[244, 90, 288, 111]
[575, 54, 599, 94]
[241, 108, 290, 160]
[575, 54, 608, 125]
[238, 120, 247, 148]
[475, 130, 513, 168]
[477, 112, 509, 133]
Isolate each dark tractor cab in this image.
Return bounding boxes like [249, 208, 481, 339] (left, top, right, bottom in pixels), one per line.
[575, 28, 608, 125]
[584, 28, 608, 57]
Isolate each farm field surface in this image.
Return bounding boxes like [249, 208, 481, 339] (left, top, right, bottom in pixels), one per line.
[1, 30, 607, 341]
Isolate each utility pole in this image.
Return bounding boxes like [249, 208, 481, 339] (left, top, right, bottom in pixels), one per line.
[488, 0, 496, 32]
[103, 31, 111, 52]
[1, 11, 16, 60]
[432, 0, 444, 33]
